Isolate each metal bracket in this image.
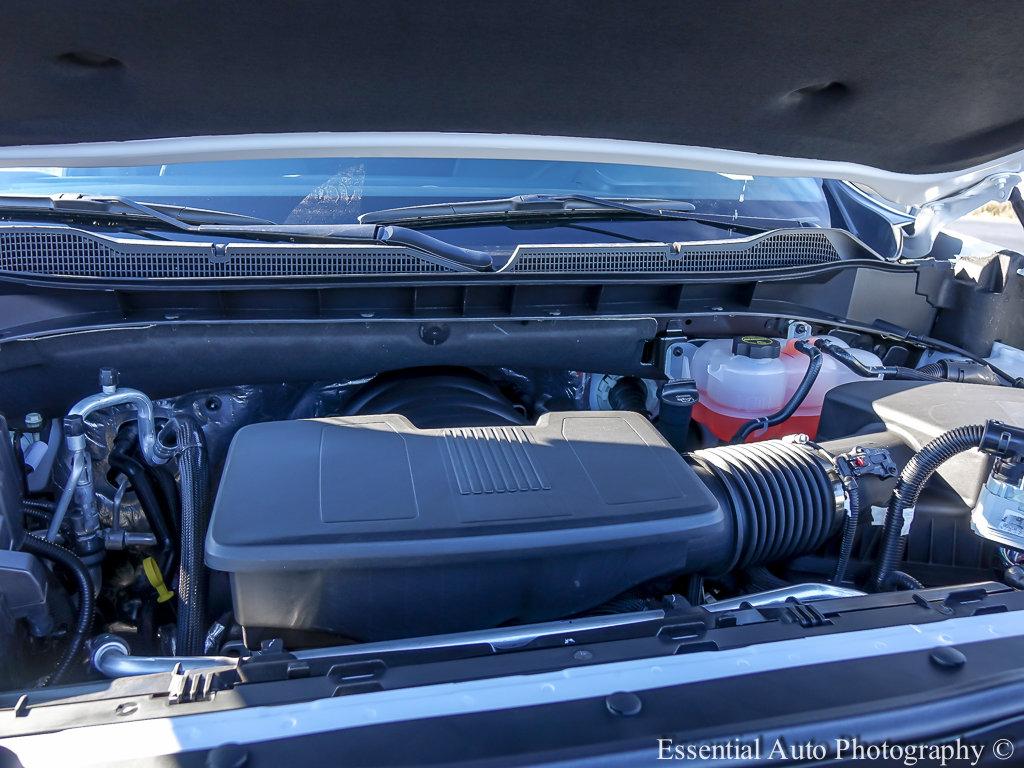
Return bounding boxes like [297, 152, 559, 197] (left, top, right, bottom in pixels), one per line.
[786, 320, 812, 340]
[901, 172, 1022, 259]
[661, 339, 693, 380]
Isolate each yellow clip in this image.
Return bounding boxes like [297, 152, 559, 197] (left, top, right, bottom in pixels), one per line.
[143, 557, 175, 603]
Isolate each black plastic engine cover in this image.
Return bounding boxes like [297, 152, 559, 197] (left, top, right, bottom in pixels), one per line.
[207, 411, 728, 642]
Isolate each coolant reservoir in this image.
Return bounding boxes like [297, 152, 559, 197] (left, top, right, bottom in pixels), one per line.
[692, 335, 883, 441]
[693, 336, 787, 440]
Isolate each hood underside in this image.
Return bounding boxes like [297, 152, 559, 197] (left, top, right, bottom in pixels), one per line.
[2, 1, 1024, 204]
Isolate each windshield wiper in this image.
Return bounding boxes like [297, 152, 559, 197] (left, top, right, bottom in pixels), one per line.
[0, 193, 276, 227]
[195, 223, 494, 270]
[359, 194, 816, 234]
[0, 194, 494, 271]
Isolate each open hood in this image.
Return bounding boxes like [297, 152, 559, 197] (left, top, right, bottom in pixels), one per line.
[2, 1, 1024, 206]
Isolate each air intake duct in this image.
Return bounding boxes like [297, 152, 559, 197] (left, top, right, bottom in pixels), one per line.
[687, 438, 846, 573]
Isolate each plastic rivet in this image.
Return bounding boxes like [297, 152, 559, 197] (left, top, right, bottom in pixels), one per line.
[930, 646, 966, 669]
[605, 691, 642, 717]
[206, 743, 249, 768]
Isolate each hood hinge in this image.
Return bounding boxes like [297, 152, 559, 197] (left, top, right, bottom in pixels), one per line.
[901, 172, 1021, 259]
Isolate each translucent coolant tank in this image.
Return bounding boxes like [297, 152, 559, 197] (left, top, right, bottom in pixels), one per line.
[692, 336, 787, 439]
[692, 335, 882, 441]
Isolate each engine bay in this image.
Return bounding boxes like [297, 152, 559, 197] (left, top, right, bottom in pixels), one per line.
[3, 322, 1024, 690]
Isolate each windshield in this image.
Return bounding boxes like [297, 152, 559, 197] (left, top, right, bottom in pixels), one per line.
[0, 157, 831, 235]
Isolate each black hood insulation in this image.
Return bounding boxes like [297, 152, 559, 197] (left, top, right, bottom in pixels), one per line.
[2, 1, 1023, 173]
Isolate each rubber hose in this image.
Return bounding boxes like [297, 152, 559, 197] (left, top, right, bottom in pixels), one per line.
[686, 575, 705, 606]
[873, 424, 985, 591]
[891, 367, 946, 382]
[22, 506, 73, 540]
[114, 426, 179, 538]
[22, 506, 50, 527]
[592, 594, 650, 615]
[831, 476, 861, 585]
[732, 340, 821, 442]
[887, 570, 924, 591]
[108, 452, 176, 578]
[151, 465, 181, 539]
[20, 534, 94, 686]
[23, 498, 56, 512]
[814, 339, 942, 382]
[174, 416, 210, 656]
[917, 362, 945, 379]
[746, 565, 789, 591]
[918, 360, 1000, 386]
[608, 377, 649, 415]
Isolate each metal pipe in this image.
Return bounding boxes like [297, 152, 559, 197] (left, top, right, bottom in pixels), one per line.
[46, 450, 84, 542]
[294, 609, 667, 660]
[94, 610, 668, 676]
[69, 386, 172, 467]
[90, 635, 238, 678]
[704, 583, 865, 612]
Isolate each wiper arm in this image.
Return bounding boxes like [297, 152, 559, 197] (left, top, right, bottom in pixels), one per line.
[0, 193, 275, 227]
[359, 194, 815, 234]
[0, 194, 493, 271]
[195, 223, 494, 271]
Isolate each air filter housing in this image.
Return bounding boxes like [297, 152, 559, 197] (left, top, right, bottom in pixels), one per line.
[206, 411, 730, 642]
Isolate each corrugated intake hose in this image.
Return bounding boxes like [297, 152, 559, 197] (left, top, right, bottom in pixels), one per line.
[873, 424, 986, 591]
[173, 416, 210, 656]
[687, 439, 845, 573]
[20, 534, 94, 686]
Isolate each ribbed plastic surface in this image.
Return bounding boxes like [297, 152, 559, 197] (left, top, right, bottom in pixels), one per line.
[0, 229, 455, 278]
[443, 427, 549, 495]
[505, 231, 840, 273]
[0, 226, 845, 279]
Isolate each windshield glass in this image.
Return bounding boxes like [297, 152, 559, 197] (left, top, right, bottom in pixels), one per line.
[0, 157, 831, 227]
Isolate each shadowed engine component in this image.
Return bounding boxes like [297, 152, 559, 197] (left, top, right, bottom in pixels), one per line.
[343, 368, 526, 428]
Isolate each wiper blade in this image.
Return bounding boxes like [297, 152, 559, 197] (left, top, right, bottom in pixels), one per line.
[0, 193, 276, 227]
[359, 194, 815, 234]
[359, 194, 697, 224]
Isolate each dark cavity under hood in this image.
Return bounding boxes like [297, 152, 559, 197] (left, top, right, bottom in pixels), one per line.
[1, 0, 1023, 175]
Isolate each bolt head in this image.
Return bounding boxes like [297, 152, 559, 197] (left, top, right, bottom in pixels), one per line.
[99, 367, 119, 390]
[63, 414, 85, 437]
